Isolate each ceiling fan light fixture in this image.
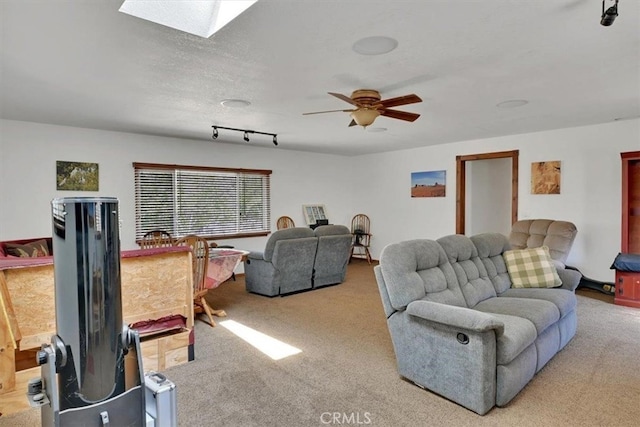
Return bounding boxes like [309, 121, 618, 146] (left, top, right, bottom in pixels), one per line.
[350, 109, 381, 127]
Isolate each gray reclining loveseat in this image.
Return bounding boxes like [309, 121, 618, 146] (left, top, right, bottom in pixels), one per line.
[374, 232, 577, 415]
[245, 225, 352, 296]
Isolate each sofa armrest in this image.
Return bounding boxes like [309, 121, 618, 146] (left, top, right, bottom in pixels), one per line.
[407, 300, 504, 335]
[247, 251, 265, 261]
[556, 268, 582, 291]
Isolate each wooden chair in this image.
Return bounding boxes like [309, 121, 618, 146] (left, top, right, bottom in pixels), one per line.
[139, 230, 174, 249]
[350, 214, 372, 264]
[175, 235, 224, 327]
[276, 216, 295, 230]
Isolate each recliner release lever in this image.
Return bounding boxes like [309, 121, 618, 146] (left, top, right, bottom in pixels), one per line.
[457, 333, 469, 345]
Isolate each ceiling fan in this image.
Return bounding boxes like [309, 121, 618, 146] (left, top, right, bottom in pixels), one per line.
[303, 89, 422, 128]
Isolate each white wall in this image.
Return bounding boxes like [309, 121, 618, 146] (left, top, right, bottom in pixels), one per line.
[2, 118, 639, 281]
[466, 157, 512, 236]
[351, 119, 640, 282]
[0, 119, 354, 256]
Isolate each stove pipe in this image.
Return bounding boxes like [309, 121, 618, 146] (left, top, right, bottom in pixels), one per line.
[51, 197, 125, 407]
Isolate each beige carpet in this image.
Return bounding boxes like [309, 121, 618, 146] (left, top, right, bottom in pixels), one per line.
[2, 260, 639, 426]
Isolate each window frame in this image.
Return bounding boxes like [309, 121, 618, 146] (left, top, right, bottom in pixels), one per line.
[133, 162, 272, 242]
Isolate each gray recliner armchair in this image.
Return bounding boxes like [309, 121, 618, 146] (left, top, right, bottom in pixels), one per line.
[312, 225, 352, 288]
[508, 219, 582, 291]
[244, 227, 318, 296]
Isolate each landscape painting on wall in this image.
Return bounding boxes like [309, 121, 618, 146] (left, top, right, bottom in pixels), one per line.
[411, 170, 446, 198]
[56, 161, 99, 191]
[531, 161, 561, 195]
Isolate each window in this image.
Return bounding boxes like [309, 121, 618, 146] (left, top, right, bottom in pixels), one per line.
[134, 163, 271, 241]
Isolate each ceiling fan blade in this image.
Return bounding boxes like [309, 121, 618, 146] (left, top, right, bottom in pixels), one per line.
[381, 109, 421, 122]
[377, 94, 422, 108]
[348, 119, 358, 127]
[303, 109, 355, 115]
[328, 92, 361, 106]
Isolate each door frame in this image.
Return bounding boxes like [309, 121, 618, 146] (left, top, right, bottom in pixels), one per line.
[456, 150, 519, 234]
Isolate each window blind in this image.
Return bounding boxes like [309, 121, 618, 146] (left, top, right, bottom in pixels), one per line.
[134, 163, 271, 241]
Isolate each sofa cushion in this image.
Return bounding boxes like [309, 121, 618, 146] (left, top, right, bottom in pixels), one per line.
[379, 239, 467, 310]
[471, 233, 513, 294]
[508, 219, 577, 267]
[498, 288, 577, 318]
[437, 234, 497, 307]
[4, 239, 50, 257]
[489, 313, 537, 365]
[503, 246, 561, 288]
[474, 297, 560, 335]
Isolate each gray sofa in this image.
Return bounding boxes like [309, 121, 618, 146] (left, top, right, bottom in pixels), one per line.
[245, 225, 351, 296]
[374, 232, 577, 415]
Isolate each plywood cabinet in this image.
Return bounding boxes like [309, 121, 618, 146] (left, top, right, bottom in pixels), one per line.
[0, 248, 194, 416]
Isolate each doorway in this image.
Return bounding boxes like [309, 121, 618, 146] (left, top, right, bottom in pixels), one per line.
[456, 150, 519, 235]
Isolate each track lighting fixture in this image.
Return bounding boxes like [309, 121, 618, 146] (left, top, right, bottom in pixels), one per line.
[211, 125, 278, 147]
[601, 0, 619, 26]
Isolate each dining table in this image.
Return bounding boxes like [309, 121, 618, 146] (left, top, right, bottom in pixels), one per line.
[206, 248, 250, 289]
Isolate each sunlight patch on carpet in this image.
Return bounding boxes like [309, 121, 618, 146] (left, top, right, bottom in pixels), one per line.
[220, 320, 302, 360]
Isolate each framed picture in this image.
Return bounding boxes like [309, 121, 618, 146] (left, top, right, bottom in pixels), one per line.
[411, 170, 446, 197]
[531, 161, 560, 194]
[56, 161, 99, 191]
[302, 204, 328, 225]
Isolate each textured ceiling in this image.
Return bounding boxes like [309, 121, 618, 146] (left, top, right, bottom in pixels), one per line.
[1, 0, 639, 156]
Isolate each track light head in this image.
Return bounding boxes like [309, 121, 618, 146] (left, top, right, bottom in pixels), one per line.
[212, 126, 218, 139]
[601, 0, 619, 26]
[273, 135, 278, 146]
[243, 131, 250, 142]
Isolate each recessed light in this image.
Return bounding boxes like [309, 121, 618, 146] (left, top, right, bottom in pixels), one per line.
[352, 36, 398, 55]
[220, 99, 251, 108]
[496, 99, 529, 109]
[367, 127, 387, 133]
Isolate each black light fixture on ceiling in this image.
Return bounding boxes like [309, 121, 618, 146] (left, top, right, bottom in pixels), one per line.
[601, 0, 619, 26]
[212, 125, 278, 146]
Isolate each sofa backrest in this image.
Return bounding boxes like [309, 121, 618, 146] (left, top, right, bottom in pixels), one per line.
[470, 233, 513, 294]
[270, 236, 319, 294]
[378, 239, 466, 312]
[313, 225, 352, 284]
[508, 219, 577, 267]
[263, 227, 316, 262]
[436, 234, 497, 307]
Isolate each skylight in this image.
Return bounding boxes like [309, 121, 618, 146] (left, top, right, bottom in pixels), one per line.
[119, 0, 259, 38]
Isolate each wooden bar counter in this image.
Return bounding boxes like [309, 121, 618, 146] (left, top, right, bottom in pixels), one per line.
[0, 247, 194, 416]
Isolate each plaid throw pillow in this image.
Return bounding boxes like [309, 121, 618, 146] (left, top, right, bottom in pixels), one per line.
[503, 246, 562, 288]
